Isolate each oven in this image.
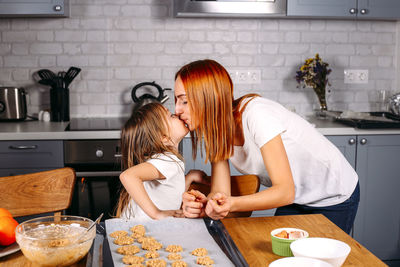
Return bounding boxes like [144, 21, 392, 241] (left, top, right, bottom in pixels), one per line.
[64, 117, 127, 221]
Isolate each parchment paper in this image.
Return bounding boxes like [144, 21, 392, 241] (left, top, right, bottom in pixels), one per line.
[105, 217, 235, 267]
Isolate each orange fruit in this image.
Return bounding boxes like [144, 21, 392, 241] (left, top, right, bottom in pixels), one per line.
[0, 208, 13, 218]
[0, 216, 19, 246]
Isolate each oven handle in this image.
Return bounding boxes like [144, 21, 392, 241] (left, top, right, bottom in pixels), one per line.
[76, 171, 122, 177]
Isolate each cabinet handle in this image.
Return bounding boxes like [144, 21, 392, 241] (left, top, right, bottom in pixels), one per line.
[360, 138, 367, 145]
[8, 145, 38, 150]
[360, 9, 368, 15]
[349, 8, 357, 14]
[348, 138, 356, 145]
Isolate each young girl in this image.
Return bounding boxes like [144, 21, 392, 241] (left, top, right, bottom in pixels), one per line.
[115, 102, 206, 220]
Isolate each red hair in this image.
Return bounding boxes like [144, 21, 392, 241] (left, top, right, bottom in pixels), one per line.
[176, 59, 258, 163]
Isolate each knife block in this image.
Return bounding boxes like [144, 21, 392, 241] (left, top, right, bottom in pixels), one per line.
[50, 87, 69, 122]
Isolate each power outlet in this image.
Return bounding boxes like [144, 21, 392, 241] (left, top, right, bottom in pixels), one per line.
[229, 69, 261, 84]
[344, 69, 368, 84]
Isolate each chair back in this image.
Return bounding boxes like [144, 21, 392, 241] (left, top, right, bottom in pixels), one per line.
[0, 167, 76, 217]
[189, 174, 260, 217]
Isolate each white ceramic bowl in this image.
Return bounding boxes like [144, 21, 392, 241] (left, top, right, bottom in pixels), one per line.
[269, 256, 333, 267]
[290, 237, 351, 267]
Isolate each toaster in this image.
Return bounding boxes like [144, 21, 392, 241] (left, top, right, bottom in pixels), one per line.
[0, 87, 27, 121]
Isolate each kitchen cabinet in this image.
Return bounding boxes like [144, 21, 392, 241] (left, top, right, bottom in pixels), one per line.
[327, 134, 400, 261]
[182, 138, 241, 176]
[0, 140, 63, 177]
[0, 0, 69, 18]
[325, 135, 357, 169]
[287, 0, 400, 20]
[352, 135, 400, 260]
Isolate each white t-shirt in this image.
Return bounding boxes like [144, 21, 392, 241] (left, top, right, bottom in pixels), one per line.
[120, 153, 185, 220]
[230, 97, 358, 207]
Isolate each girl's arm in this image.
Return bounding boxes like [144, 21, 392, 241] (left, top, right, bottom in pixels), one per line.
[119, 162, 179, 220]
[205, 134, 295, 219]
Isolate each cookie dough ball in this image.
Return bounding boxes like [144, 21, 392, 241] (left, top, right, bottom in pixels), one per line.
[191, 248, 208, 256]
[165, 244, 183, 253]
[109, 230, 128, 238]
[116, 245, 140, 255]
[122, 255, 145, 265]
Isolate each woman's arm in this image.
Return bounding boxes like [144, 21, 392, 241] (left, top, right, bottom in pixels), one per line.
[209, 160, 231, 197]
[230, 134, 295, 212]
[120, 162, 179, 220]
[205, 134, 295, 218]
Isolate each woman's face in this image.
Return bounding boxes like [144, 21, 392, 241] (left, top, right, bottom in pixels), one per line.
[163, 108, 189, 145]
[174, 76, 194, 131]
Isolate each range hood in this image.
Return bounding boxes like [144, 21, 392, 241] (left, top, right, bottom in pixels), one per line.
[173, 0, 286, 18]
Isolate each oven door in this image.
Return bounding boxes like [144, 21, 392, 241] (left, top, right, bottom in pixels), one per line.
[64, 140, 122, 221]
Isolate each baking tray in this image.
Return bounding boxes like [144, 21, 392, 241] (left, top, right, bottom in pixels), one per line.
[333, 112, 400, 129]
[97, 219, 248, 267]
[204, 218, 248, 267]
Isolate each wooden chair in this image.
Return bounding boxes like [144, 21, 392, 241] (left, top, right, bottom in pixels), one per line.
[0, 167, 76, 218]
[188, 174, 260, 217]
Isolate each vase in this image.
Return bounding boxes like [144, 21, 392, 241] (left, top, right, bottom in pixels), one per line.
[314, 86, 327, 111]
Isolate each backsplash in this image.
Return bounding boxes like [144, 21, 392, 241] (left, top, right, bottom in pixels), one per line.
[0, 0, 398, 118]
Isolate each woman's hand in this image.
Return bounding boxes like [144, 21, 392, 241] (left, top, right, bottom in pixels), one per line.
[205, 192, 231, 220]
[181, 190, 207, 218]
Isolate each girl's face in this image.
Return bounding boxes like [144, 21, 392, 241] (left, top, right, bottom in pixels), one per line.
[174, 76, 194, 131]
[164, 108, 189, 146]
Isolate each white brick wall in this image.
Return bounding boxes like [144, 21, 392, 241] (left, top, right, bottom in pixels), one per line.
[0, 0, 399, 118]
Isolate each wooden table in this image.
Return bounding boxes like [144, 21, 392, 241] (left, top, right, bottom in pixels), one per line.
[0, 249, 87, 267]
[222, 214, 387, 267]
[1, 214, 387, 266]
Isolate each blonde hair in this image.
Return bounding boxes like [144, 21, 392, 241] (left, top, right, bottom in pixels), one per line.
[175, 59, 258, 163]
[115, 102, 183, 217]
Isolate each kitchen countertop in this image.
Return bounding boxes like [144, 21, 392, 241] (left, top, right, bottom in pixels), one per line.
[1, 116, 400, 141]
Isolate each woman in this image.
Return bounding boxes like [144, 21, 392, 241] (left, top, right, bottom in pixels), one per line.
[174, 59, 359, 234]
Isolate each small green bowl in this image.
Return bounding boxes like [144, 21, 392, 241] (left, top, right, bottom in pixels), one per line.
[271, 228, 309, 257]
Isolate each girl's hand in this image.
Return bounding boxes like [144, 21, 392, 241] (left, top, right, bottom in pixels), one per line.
[182, 190, 207, 218]
[205, 192, 231, 220]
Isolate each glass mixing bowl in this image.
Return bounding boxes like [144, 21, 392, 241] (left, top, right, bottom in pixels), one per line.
[15, 215, 95, 267]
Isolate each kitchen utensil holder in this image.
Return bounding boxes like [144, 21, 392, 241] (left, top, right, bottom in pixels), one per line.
[50, 87, 69, 122]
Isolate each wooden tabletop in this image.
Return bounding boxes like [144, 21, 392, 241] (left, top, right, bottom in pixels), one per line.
[222, 214, 387, 267]
[0, 249, 86, 267]
[1, 214, 387, 266]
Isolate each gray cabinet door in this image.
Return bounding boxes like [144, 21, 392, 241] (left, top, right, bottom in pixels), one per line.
[354, 135, 400, 260]
[325, 135, 357, 169]
[0, 140, 63, 169]
[0, 0, 69, 17]
[287, 0, 400, 19]
[358, 0, 400, 19]
[182, 137, 240, 176]
[287, 0, 357, 18]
